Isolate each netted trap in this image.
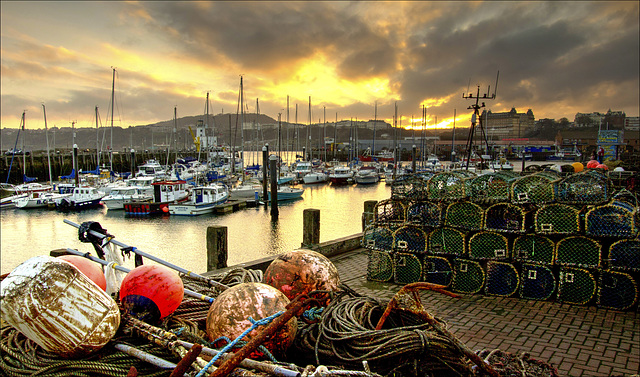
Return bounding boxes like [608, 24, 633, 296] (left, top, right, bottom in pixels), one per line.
[366, 249, 394, 282]
[484, 261, 520, 297]
[519, 263, 556, 300]
[557, 267, 597, 305]
[608, 239, 640, 272]
[362, 225, 394, 251]
[393, 225, 428, 253]
[512, 234, 555, 265]
[468, 173, 515, 203]
[484, 202, 530, 233]
[535, 203, 581, 235]
[393, 252, 423, 284]
[428, 227, 466, 256]
[427, 172, 469, 202]
[554, 170, 615, 205]
[405, 200, 444, 227]
[511, 173, 557, 204]
[373, 199, 406, 226]
[585, 200, 638, 238]
[391, 175, 428, 201]
[555, 236, 601, 268]
[422, 256, 453, 287]
[444, 201, 484, 230]
[451, 259, 485, 294]
[597, 269, 638, 310]
[468, 231, 510, 261]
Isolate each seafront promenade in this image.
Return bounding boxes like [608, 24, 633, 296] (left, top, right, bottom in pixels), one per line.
[330, 248, 640, 377]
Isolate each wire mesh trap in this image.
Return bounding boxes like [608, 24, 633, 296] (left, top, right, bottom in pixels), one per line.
[585, 200, 638, 238]
[554, 170, 615, 205]
[596, 269, 638, 311]
[427, 172, 469, 202]
[555, 236, 601, 269]
[484, 261, 520, 297]
[557, 267, 597, 305]
[511, 173, 557, 204]
[484, 202, 530, 233]
[519, 263, 556, 301]
[428, 227, 466, 256]
[444, 201, 484, 230]
[451, 259, 485, 294]
[535, 203, 581, 235]
[373, 199, 406, 226]
[608, 239, 640, 272]
[367, 250, 394, 282]
[512, 234, 555, 265]
[468, 231, 510, 261]
[393, 225, 428, 253]
[391, 174, 429, 201]
[422, 256, 453, 287]
[393, 253, 423, 284]
[468, 173, 515, 203]
[405, 200, 444, 227]
[362, 225, 394, 252]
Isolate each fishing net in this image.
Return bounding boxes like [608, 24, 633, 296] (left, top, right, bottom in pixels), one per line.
[519, 263, 556, 301]
[511, 173, 557, 204]
[390, 175, 428, 201]
[585, 200, 638, 238]
[476, 349, 559, 377]
[512, 234, 555, 265]
[373, 199, 406, 226]
[484, 261, 519, 297]
[555, 236, 601, 268]
[484, 202, 530, 233]
[451, 259, 485, 294]
[534, 203, 581, 235]
[554, 170, 615, 205]
[557, 267, 596, 305]
[427, 172, 469, 202]
[393, 253, 423, 284]
[444, 201, 484, 230]
[393, 225, 428, 253]
[405, 200, 444, 227]
[428, 227, 466, 256]
[468, 231, 510, 261]
[597, 269, 638, 311]
[362, 225, 394, 252]
[608, 239, 640, 271]
[467, 173, 514, 203]
[422, 256, 453, 287]
[367, 250, 394, 282]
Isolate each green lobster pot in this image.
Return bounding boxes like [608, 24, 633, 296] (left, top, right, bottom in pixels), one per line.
[585, 201, 638, 238]
[555, 236, 601, 268]
[608, 239, 640, 272]
[423, 256, 453, 287]
[366, 250, 394, 282]
[393, 225, 428, 254]
[393, 253, 423, 285]
[405, 200, 443, 227]
[555, 170, 614, 205]
[428, 227, 466, 256]
[391, 175, 428, 201]
[519, 264, 556, 301]
[451, 259, 485, 294]
[484, 202, 529, 234]
[511, 173, 556, 204]
[445, 201, 484, 230]
[427, 172, 468, 202]
[468, 231, 510, 261]
[468, 173, 513, 203]
[513, 234, 555, 265]
[557, 267, 596, 305]
[597, 270, 638, 310]
[535, 204, 581, 235]
[362, 226, 394, 252]
[373, 199, 406, 226]
[485, 261, 519, 297]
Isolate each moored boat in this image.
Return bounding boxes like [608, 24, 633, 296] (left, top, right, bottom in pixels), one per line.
[124, 180, 189, 216]
[354, 166, 380, 184]
[329, 166, 354, 185]
[54, 186, 105, 211]
[101, 187, 153, 210]
[168, 183, 229, 216]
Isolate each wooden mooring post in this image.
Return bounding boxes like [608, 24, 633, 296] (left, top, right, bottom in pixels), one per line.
[362, 200, 378, 231]
[302, 208, 320, 246]
[206, 226, 228, 271]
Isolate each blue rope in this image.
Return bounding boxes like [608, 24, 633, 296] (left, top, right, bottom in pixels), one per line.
[195, 311, 284, 377]
[303, 307, 324, 321]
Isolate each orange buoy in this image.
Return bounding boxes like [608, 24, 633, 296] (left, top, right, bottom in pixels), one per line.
[586, 160, 599, 169]
[58, 255, 107, 291]
[264, 249, 341, 300]
[206, 282, 296, 358]
[596, 163, 609, 170]
[571, 162, 584, 173]
[119, 265, 184, 322]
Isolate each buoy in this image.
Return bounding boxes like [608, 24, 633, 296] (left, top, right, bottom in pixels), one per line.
[58, 255, 107, 291]
[571, 162, 584, 173]
[586, 160, 599, 169]
[206, 282, 296, 358]
[596, 163, 609, 170]
[119, 264, 184, 322]
[613, 167, 624, 172]
[264, 249, 341, 300]
[0, 256, 120, 357]
[162, 206, 169, 213]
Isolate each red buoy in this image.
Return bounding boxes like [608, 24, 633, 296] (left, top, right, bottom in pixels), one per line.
[596, 163, 609, 170]
[58, 255, 107, 291]
[586, 160, 599, 169]
[119, 265, 184, 322]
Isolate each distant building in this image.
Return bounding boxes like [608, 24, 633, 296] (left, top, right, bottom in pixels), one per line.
[625, 116, 639, 132]
[574, 112, 604, 128]
[481, 108, 535, 139]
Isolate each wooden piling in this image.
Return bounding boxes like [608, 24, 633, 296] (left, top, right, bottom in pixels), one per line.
[362, 200, 378, 231]
[303, 208, 320, 246]
[206, 226, 228, 271]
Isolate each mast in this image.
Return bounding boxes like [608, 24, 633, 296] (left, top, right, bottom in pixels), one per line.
[334, 112, 338, 160]
[95, 106, 100, 170]
[22, 111, 26, 180]
[307, 96, 311, 161]
[323, 106, 327, 162]
[451, 109, 456, 162]
[110, 67, 115, 172]
[240, 75, 245, 178]
[373, 101, 377, 156]
[43, 104, 53, 185]
[71, 120, 76, 178]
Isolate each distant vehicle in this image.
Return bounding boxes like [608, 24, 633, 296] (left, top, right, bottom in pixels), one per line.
[5, 149, 30, 156]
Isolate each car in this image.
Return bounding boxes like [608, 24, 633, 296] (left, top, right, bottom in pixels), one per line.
[4, 149, 29, 156]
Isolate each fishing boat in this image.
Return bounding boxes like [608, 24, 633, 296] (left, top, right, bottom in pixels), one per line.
[302, 170, 329, 184]
[329, 166, 354, 185]
[229, 179, 262, 201]
[135, 159, 168, 179]
[358, 148, 395, 162]
[168, 183, 229, 216]
[354, 166, 380, 184]
[124, 180, 189, 216]
[266, 186, 304, 201]
[54, 185, 105, 211]
[101, 187, 153, 210]
[293, 161, 312, 179]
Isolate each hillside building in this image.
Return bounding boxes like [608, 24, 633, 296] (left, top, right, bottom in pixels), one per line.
[481, 108, 535, 139]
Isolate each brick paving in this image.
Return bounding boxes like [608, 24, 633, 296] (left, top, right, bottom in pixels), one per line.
[330, 248, 640, 377]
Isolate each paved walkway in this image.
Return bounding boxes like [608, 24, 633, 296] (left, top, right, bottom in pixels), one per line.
[331, 248, 640, 377]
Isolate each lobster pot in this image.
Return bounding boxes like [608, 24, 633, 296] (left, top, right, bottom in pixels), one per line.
[585, 201, 638, 238]
[0, 256, 120, 358]
[535, 204, 581, 235]
[597, 270, 638, 310]
[451, 259, 485, 294]
[485, 261, 519, 297]
[366, 250, 394, 282]
[608, 239, 640, 272]
[393, 253, 423, 284]
[468, 231, 510, 261]
[511, 174, 556, 204]
[484, 202, 529, 233]
[373, 199, 406, 226]
[554, 170, 615, 205]
[391, 175, 428, 201]
[512, 235, 555, 265]
[393, 225, 428, 253]
[428, 227, 466, 256]
[555, 236, 601, 268]
[519, 264, 556, 301]
[362, 226, 394, 252]
[444, 201, 484, 230]
[405, 200, 443, 227]
[557, 267, 596, 305]
[427, 172, 468, 202]
[468, 173, 514, 203]
[423, 256, 453, 287]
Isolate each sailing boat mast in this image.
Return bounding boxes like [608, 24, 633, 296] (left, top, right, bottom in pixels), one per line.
[42, 104, 53, 185]
[22, 111, 26, 181]
[95, 106, 100, 170]
[109, 67, 116, 172]
[307, 96, 311, 161]
[240, 75, 245, 178]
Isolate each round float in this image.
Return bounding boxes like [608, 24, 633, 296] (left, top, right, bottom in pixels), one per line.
[58, 255, 107, 291]
[571, 162, 584, 173]
[119, 264, 184, 322]
[586, 160, 599, 169]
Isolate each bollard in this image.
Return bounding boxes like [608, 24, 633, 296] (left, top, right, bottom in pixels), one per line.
[362, 200, 378, 231]
[269, 154, 278, 219]
[303, 209, 320, 246]
[262, 144, 269, 207]
[207, 226, 228, 271]
[130, 149, 136, 177]
[522, 153, 526, 173]
[411, 145, 416, 173]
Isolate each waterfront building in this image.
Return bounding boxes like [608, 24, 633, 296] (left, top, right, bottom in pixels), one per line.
[481, 108, 535, 139]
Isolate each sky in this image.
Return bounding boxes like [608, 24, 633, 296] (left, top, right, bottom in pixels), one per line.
[1, 1, 638, 131]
